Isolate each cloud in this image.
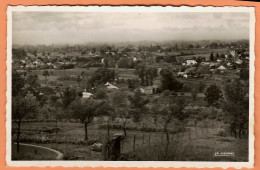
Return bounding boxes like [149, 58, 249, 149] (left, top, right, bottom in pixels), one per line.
[12, 12, 250, 44]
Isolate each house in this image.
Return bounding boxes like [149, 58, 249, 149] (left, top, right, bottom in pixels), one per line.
[183, 60, 197, 66]
[140, 85, 158, 95]
[82, 90, 94, 99]
[105, 82, 119, 90]
[218, 65, 226, 70]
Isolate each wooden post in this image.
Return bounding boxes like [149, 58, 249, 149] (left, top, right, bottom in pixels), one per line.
[142, 133, 145, 144]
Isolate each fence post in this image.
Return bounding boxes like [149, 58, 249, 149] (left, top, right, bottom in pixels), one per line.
[133, 134, 136, 158]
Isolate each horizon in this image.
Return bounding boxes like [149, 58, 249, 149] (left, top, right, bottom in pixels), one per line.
[12, 12, 250, 45]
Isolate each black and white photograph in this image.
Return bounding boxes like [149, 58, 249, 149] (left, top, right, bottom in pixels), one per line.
[6, 6, 255, 168]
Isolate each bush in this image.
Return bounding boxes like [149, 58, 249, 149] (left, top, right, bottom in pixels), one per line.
[95, 89, 107, 99]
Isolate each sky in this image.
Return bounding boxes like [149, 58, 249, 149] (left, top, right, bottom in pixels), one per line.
[12, 12, 250, 45]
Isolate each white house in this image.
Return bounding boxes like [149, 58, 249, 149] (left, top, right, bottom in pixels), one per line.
[82, 91, 93, 99]
[105, 82, 119, 89]
[184, 60, 197, 66]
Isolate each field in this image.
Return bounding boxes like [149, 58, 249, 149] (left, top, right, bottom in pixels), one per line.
[12, 116, 248, 161]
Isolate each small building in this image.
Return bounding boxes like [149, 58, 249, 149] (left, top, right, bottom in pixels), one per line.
[105, 82, 119, 90]
[82, 91, 94, 99]
[218, 65, 226, 70]
[140, 85, 158, 95]
[183, 60, 197, 66]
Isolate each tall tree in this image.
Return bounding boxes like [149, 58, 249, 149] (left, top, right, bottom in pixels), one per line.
[223, 79, 248, 138]
[152, 94, 187, 160]
[129, 89, 149, 122]
[204, 84, 222, 106]
[12, 93, 38, 152]
[70, 100, 100, 140]
[110, 90, 130, 136]
[160, 68, 183, 92]
[61, 87, 77, 108]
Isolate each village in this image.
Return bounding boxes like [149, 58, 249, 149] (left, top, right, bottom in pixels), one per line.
[12, 40, 250, 161]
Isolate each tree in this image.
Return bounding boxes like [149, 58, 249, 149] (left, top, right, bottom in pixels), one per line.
[61, 87, 77, 108]
[89, 67, 115, 87]
[12, 93, 38, 152]
[12, 70, 26, 97]
[129, 89, 149, 122]
[42, 70, 49, 80]
[152, 94, 187, 160]
[110, 90, 130, 136]
[204, 84, 222, 106]
[25, 74, 41, 97]
[240, 68, 249, 80]
[210, 52, 214, 61]
[49, 95, 62, 134]
[223, 79, 248, 138]
[70, 100, 100, 140]
[160, 68, 183, 92]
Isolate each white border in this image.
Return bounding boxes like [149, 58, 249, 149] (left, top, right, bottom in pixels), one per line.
[6, 6, 255, 168]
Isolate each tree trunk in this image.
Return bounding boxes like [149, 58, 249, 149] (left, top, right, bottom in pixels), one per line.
[122, 120, 127, 137]
[107, 120, 110, 142]
[16, 117, 21, 152]
[55, 117, 58, 135]
[84, 123, 88, 140]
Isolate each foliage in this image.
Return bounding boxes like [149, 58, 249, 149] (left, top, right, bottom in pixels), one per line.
[129, 89, 149, 122]
[204, 84, 222, 106]
[135, 63, 157, 86]
[160, 68, 183, 92]
[88, 67, 115, 87]
[240, 69, 249, 80]
[70, 99, 100, 140]
[110, 90, 130, 136]
[95, 89, 107, 99]
[12, 70, 26, 97]
[61, 87, 77, 108]
[223, 79, 249, 138]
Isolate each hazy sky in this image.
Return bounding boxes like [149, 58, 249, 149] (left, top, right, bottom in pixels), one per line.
[12, 12, 250, 45]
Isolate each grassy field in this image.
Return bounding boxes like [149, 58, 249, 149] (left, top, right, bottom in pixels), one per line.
[12, 118, 248, 161]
